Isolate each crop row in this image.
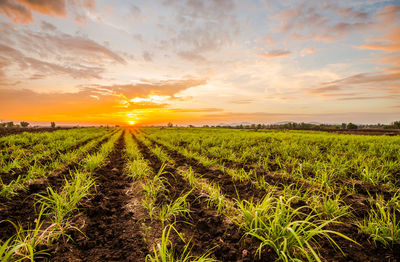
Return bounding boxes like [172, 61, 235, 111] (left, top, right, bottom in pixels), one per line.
[1, 127, 398, 261]
[0, 129, 118, 198]
[137, 128, 400, 261]
[1, 129, 122, 260]
[142, 128, 400, 189]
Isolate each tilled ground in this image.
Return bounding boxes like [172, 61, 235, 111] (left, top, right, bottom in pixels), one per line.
[146, 137, 267, 202]
[51, 133, 147, 261]
[133, 133, 275, 261]
[0, 135, 111, 241]
[2, 129, 399, 261]
[143, 134, 399, 262]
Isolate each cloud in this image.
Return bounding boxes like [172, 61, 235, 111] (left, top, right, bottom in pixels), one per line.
[323, 72, 400, 86]
[16, 0, 66, 16]
[0, 44, 104, 79]
[308, 86, 342, 94]
[258, 50, 291, 59]
[1, 0, 96, 24]
[98, 78, 207, 98]
[307, 71, 400, 100]
[126, 101, 168, 110]
[40, 20, 57, 31]
[177, 51, 206, 62]
[359, 26, 400, 51]
[229, 99, 253, 104]
[375, 4, 400, 24]
[300, 48, 315, 56]
[170, 108, 223, 113]
[42, 33, 126, 64]
[0, 77, 207, 123]
[275, 2, 373, 42]
[0, 29, 126, 81]
[164, 0, 235, 21]
[0, 0, 33, 24]
[142, 51, 153, 62]
[160, 0, 239, 63]
[337, 96, 394, 100]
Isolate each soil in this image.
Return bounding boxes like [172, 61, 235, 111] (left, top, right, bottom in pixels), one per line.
[2, 129, 398, 261]
[140, 134, 399, 262]
[50, 133, 148, 261]
[0, 135, 110, 241]
[145, 137, 267, 202]
[133, 133, 276, 261]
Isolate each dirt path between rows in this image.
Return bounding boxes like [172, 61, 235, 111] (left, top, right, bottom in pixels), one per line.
[51, 133, 147, 261]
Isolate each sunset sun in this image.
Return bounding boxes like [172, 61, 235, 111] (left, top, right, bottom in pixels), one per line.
[128, 120, 135, 126]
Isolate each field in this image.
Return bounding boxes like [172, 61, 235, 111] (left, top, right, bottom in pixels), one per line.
[0, 127, 399, 261]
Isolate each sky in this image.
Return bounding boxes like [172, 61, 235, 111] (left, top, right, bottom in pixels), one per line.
[0, 0, 399, 126]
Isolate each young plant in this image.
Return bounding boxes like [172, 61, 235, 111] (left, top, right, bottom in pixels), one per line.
[310, 192, 350, 219]
[159, 191, 192, 227]
[145, 224, 215, 262]
[126, 159, 152, 180]
[360, 166, 389, 186]
[83, 153, 105, 172]
[235, 194, 356, 261]
[3, 205, 51, 261]
[37, 171, 95, 227]
[359, 200, 400, 246]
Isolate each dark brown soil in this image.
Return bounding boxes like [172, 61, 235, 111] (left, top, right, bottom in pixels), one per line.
[133, 133, 275, 261]
[0, 135, 111, 241]
[140, 134, 399, 262]
[51, 133, 148, 261]
[144, 137, 267, 202]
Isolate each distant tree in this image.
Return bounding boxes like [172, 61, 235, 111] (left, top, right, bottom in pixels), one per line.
[6, 122, 13, 128]
[392, 121, 400, 129]
[167, 122, 173, 127]
[341, 123, 346, 129]
[346, 122, 358, 130]
[0, 123, 5, 127]
[20, 121, 29, 127]
[188, 125, 194, 128]
[51, 122, 56, 128]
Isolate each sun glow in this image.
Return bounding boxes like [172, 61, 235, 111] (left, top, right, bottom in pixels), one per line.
[130, 95, 169, 104]
[128, 120, 135, 125]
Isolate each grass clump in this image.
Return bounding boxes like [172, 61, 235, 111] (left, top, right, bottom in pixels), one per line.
[235, 194, 356, 261]
[145, 224, 215, 262]
[359, 194, 400, 246]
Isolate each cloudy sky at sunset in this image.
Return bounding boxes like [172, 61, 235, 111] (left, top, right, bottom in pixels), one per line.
[0, 0, 399, 126]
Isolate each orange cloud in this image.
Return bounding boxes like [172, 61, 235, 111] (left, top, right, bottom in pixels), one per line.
[359, 27, 400, 51]
[16, 0, 66, 17]
[300, 48, 315, 56]
[0, 78, 207, 124]
[376, 4, 400, 24]
[258, 50, 290, 59]
[1, 0, 95, 24]
[0, 0, 33, 24]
